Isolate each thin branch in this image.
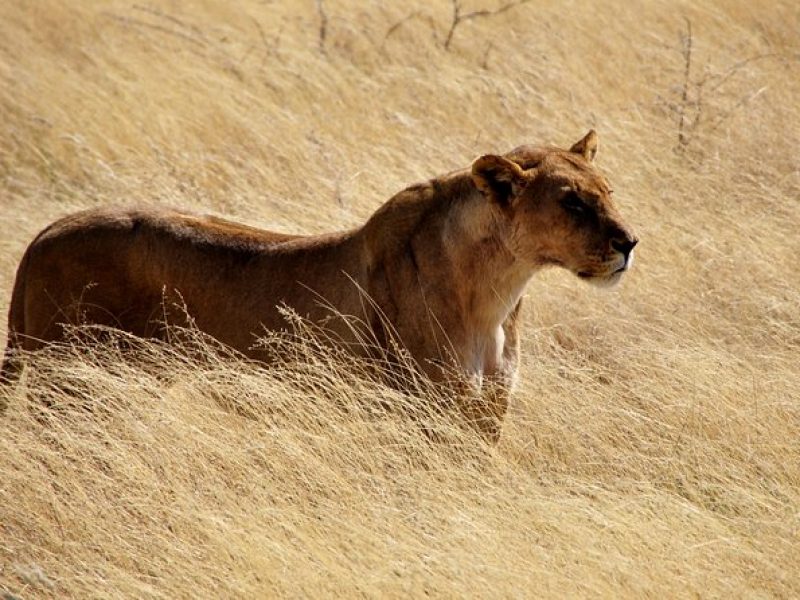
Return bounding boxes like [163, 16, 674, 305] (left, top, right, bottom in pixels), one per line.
[481, 41, 495, 70]
[671, 18, 788, 150]
[386, 10, 422, 39]
[444, 0, 532, 50]
[702, 53, 784, 93]
[444, 1, 462, 50]
[677, 17, 693, 147]
[251, 16, 283, 69]
[691, 63, 705, 132]
[132, 4, 209, 42]
[382, 11, 440, 48]
[315, 0, 328, 55]
[105, 14, 207, 48]
[706, 86, 768, 134]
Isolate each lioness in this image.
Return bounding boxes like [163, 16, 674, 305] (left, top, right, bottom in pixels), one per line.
[2, 131, 636, 440]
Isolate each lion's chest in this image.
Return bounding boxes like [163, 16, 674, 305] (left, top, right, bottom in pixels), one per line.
[466, 326, 506, 379]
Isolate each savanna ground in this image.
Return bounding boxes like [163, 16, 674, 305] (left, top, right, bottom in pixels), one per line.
[1, 0, 799, 597]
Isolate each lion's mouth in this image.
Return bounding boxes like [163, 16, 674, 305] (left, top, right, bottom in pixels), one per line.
[576, 266, 626, 287]
[580, 254, 632, 279]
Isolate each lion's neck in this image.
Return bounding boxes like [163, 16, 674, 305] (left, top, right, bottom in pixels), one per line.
[442, 192, 535, 331]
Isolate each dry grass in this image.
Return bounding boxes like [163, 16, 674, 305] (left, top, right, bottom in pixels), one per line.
[1, 0, 799, 597]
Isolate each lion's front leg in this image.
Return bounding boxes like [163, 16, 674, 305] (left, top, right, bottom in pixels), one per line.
[421, 300, 523, 444]
[475, 353, 519, 444]
[428, 365, 510, 444]
[469, 299, 522, 444]
[452, 357, 518, 445]
[466, 378, 511, 445]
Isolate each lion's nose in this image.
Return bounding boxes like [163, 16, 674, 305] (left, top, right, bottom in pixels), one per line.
[611, 237, 638, 258]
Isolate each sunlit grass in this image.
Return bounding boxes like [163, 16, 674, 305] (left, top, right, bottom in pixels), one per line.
[1, 0, 799, 597]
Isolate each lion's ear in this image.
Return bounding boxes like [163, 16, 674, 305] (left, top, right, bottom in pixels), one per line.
[570, 130, 599, 162]
[471, 155, 525, 205]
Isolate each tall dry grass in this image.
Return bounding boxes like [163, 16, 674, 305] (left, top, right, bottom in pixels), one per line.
[1, 0, 799, 597]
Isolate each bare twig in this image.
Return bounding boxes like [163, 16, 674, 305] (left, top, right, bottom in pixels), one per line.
[105, 8, 247, 80]
[315, 0, 328, 55]
[481, 41, 495, 70]
[105, 13, 207, 48]
[383, 10, 438, 43]
[707, 86, 768, 134]
[444, 0, 462, 50]
[701, 53, 783, 93]
[690, 61, 706, 133]
[132, 4, 209, 42]
[444, 0, 532, 50]
[677, 18, 693, 148]
[670, 18, 787, 150]
[251, 16, 283, 68]
[385, 10, 422, 40]
[382, 11, 440, 48]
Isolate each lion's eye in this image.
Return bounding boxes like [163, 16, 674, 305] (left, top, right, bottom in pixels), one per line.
[562, 192, 587, 214]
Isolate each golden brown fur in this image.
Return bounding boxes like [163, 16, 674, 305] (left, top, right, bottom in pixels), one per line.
[2, 132, 636, 440]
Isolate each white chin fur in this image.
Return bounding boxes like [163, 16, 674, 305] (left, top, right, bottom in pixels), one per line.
[577, 250, 632, 288]
[625, 250, 635, 270]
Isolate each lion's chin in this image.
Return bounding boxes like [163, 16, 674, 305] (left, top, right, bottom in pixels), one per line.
[576, 270, 624, 288]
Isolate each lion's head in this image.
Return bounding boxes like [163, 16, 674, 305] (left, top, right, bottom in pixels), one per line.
[471, 130, 637, 287]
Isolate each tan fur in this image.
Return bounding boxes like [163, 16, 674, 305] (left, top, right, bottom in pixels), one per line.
[1, 132, 636, 440]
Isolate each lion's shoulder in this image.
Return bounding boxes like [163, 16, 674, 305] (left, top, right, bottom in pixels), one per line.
[361, 169, 473, 256]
